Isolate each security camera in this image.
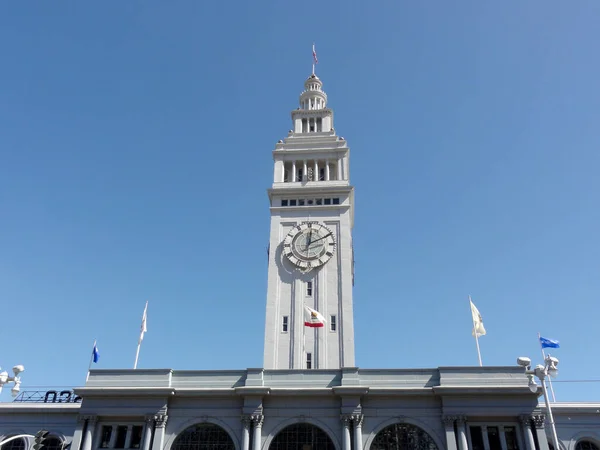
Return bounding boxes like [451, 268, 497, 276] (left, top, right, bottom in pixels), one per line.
[12, 365, 24, 376]
[547, 356, 559, 367]
[517, 357, 531, 368]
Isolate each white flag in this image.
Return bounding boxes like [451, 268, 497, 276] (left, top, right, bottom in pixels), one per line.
[138, 301, 148, 344]
[470, 298, 486, 337]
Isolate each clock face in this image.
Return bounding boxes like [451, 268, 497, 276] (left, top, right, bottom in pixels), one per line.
[283, 222, 336, 270]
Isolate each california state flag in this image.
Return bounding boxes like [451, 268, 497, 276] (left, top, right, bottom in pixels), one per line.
[304, 306, 326, 328]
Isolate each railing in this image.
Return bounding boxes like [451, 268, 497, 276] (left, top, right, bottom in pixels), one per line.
[13, 390, 81, 403]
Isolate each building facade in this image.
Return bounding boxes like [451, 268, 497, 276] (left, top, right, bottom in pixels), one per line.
[1, 72, 599, 450]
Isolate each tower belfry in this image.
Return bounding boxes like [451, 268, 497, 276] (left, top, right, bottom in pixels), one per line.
[263, 71, 355, 369]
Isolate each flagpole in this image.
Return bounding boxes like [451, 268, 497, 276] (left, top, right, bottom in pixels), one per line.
[538, 332, 557, 401]
[86, 339, 96, 382]
[312, 43, 316, 75]
[469, 296, 483, 366]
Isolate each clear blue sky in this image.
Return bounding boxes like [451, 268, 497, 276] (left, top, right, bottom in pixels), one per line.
[1, 1, 599, 402]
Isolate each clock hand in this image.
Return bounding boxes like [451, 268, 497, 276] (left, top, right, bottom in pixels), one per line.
[308, 232, 332, 244]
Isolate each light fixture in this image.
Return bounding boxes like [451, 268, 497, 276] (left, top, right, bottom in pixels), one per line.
[517, 355, 560, 450]
[0, 364, 25, 397]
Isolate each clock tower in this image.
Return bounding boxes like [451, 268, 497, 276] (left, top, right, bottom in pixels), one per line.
[263, 72, 355, 369]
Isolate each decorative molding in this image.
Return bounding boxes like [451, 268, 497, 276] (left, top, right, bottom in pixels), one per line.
[78, 415, 97, 424]
[454, 415, 467, 425]
[532, 414, 546, 429]
[145, 416, 155, 425]
[519, 415, 533, 428]
[351, 414, 364, 427]
[154, 414, 168, 429]
[340, 415, 352, 427]
[442, 415, 457, 426]
[251, 414, 264, 427]
[241, 415, 252, 428]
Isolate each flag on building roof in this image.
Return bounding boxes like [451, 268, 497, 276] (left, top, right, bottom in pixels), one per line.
[540, 336, 560, 349]
[304, 305, 325, 328]
[470, 298, 486, 337]
[92, 343, 100, 363]
[312, 44, 318, 65]
[138, 301, 148, 344]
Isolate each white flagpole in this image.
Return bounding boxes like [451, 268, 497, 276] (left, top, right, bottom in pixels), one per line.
[133, 302, 148, 370]
[86, 339, 96, 382]
[538, 332, 557, 401]
[469, 296, 483, 366]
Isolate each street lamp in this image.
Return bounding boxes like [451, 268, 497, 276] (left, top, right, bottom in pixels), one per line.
[517, 355, 560, 450]
[0, 365, 25, 397]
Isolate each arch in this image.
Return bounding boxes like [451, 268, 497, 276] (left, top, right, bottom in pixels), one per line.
[366, 418, 441, 450]
[267, 422, 337, 450]
[45, 435, 66, 450]
[567, 432, 600, 450]
[576, 441, 600, 450]
[1, 436, 26, 450]
[167, 422, 237, 450]
[263, 417, 340, 450]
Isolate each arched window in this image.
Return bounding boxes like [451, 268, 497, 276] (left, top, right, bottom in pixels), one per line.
[171, 424, 234, 450]
[3, 437, 26, 450]
[269, 423, 335, 450]
[371, 423, 438, 450]
[45, 436, 64, 450]
[576, 441, 600, 450]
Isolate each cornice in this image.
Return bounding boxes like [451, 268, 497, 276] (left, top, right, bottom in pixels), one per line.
[73, 387, 176, 397]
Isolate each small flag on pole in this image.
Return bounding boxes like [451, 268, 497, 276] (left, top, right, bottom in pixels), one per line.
[539, 336, 560, 349]
[304, 305, 326, 328]
[312, 44, 318, 65]
[92, 343, 100, 363]
[138, 301, 148, 344]
[470, 299, 486, 337]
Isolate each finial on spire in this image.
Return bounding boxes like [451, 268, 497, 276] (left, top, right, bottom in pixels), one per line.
[312, 43, 318, 75]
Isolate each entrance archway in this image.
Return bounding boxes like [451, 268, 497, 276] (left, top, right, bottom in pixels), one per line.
[269, 423, 336, 450]
[171, 423, 235, 450]
[370, 423, 438, 450]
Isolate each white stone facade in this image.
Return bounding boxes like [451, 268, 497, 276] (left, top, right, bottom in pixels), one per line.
[263, 74, 355, 370]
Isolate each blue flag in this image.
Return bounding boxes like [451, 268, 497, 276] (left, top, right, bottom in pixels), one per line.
[92, 343, 100, 363]
[539, 336, 560, 349]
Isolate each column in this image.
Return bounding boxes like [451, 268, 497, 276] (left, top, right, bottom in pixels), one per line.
[314, 161, 318, 182]
[124, 426, 134, 450]
[337, 159, 342, 181]
[141, 416, 154, 450]
[341, 415, 352, 450]
[532, 415, 550, 450]
[442, 416, 458, 450]
[241, 416, 251, 450]
[499, 427, 509, 450]
[151, 415, 168, 450]
[292, 161, 297, 182]
[482, 426, 491, 450]
[303, 160, 307, 182]
[80, 415, 98, 450]
[352, 414, 363, 450]
[325, 160, 330, 181]
[71, 416, 86, 450]
[456, 416, 468, 450]
[520, 416, 536, 450]
[252, 414, 264, 450]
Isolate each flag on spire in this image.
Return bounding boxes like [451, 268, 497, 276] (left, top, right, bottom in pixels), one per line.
[470, 298, 486, 337]
[312, 44, 318, 65]
[304, 305, 325, 328]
